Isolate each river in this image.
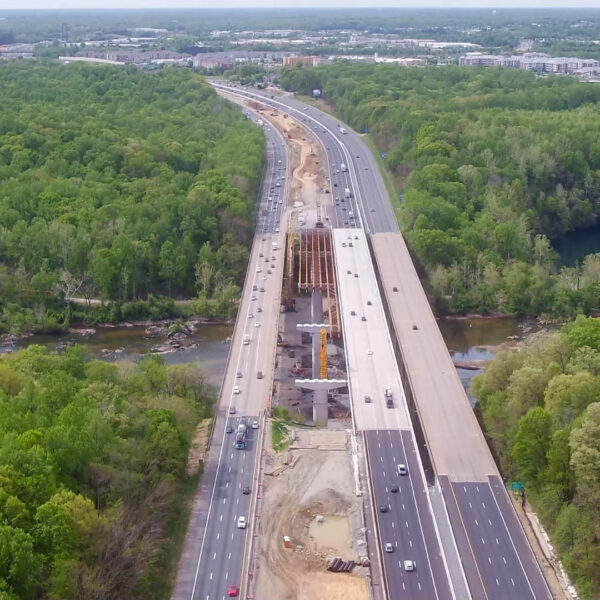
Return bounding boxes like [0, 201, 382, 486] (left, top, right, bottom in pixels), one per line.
[1, 317, 541, 400]
[0, 324, 233, 389]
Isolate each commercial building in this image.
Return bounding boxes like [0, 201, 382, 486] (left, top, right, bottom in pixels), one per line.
[459, 52, 599, 75]
[282, 55, 318, 67]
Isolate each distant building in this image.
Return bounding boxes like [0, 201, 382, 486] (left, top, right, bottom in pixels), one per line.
[459, 52, 599, 75]
[282, 55, 318, 67]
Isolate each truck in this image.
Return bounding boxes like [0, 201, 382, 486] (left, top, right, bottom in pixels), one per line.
[340, 127, 347, 135]
[237, 420, 247, 434]
[235, 431, 246, 449]
[340, 163, 347, 172]
[344, 187, 351, 199]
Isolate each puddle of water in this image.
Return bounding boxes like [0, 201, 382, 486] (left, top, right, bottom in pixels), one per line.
[308, 515, 351, 554]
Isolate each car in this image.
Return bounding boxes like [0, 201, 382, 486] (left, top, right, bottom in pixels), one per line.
[361, 316, 366, 321]
[397, 463, 408, 476]
[252, 284, 258, 291]
[367, 349, 373, 355]
[390, 483, 399, 493]
[354, 273, 359, 278]
[260, 286, 265, 292]
[379, 504, 389, 513]
[237, 516, 247, 529]
[367, 300, 372, 306]
[265, 257, 270, 262]
[350, 310, 356, 316]
[226, 424, 234, 434]
[342, 242, 347, 247]
[267, 269, 272, 274]
[229, 406, 236, 414]
[257, 371, 264, 379]
[251, 295, 257, 301]
[384, 543, 394, 553]
[242, 486, 251, 495]
[393, 286, 399, 292]
[247, 313, 254, 319]
[259, 253, 263, 258]
[227, 584, 239, 597]
[364, 395, 371, 403]
[403, 560, 416, 572]
[271, 256, 276, 261]
[255, 322, 261, 328]
[256, 266, 262, 273]
[236, 371, 243, 378]
[233, 385, 240, 395]
[252, 420, 259, 429]
[347, 270, 351, 275]
[257, 307, 263, 313]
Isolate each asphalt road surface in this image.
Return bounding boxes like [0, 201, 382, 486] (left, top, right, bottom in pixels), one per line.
[173, 104, 288, 600]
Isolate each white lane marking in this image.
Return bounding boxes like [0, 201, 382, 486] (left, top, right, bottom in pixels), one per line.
[228, 467, 232, 473]
[482, 501, 486, 509]
[489, 519, 493, 526]
[488, 557, 492, 564]
[382, 471, 386, 478]
[216, 533, 220, 540]
[209, 572, 213, 580]
[223, 498, 226, 504]
[405, 521, 409, 528]
[409, 540, 413, 548]
[511, 578, 515, 586]
[230, 453, 234, 460]
[213, 552, 216, 560]
[481, 537, 485, 544]
[476, 485, 480, 492]
[226, 481, 229, 488]
[474, 519, 479, 526]
[225, 571, 229, 580]
[496, 537, 499, 544]
[469, 502, 473, 509]
[402, 503, 405, 510]
[391, 521, 395, 528]
[402, 583, 406, 591]
[219, 515, 223, 521]
[231, 533, 234, 540]
[380, 457, 383, 462]
[503, 557, 507, 564]
[418, 583, 422, 591]
[237, 498, 239, 504]
[496, 578, 500, 586]
[228, 552, 231, 560]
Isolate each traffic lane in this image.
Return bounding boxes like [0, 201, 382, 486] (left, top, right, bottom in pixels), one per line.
[376, 430, 448, 600]
[194, 422, 256, 600]
[489, 476, 552, 600]
[366, 430, 440, 600]
[398, 430, 452, 600]
[453, 481, 549, 600]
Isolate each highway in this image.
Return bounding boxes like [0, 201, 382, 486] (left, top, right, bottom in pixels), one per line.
[173, 104, 289, 600]
[211, 83, 552, 600]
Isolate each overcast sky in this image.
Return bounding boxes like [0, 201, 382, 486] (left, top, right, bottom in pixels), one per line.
[1, 0, 599, 10]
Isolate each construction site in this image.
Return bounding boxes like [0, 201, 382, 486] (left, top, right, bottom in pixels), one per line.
[234, 98, 372, 600]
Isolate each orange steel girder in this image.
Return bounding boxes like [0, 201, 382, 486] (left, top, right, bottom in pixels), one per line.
[296, 228, 340, 337]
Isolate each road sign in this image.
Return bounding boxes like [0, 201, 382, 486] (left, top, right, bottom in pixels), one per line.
[510, 482, 523, 491]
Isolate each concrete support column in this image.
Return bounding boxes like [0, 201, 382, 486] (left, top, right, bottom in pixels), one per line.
[311, 291, 323, 379]
[313, 389, 328, 427]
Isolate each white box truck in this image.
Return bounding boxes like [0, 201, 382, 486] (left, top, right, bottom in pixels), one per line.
[344, 187, 351, 199]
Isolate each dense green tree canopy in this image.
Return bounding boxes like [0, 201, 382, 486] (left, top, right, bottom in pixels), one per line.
[281, 63, 600, 317]
[0, 62, 264, 333]
[472, 316, 600, 598]
[0, 345, 208, 599]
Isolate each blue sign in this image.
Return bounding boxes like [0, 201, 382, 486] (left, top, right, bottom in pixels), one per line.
[312, 88, 321, 98]
[381, 153, 387, 159]
[510, 482, 523, 491]
[361, 128, 369, 133]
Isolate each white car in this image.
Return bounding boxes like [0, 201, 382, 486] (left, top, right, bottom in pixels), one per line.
[233, 386, 240, 395]
[237, 516, 247, 529]
[397, 463, 408, 476]
[403, 560, 415, 572]
[256, 267, 262, 273]
[384, 543, 394, 553]
[252, 420, 259, 429]
[255, 322, 261, 328]
[247, 313, 254, 319]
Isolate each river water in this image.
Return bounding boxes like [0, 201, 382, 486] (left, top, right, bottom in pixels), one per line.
[0, 324, 233, 389]
[1, 317, 541, 399]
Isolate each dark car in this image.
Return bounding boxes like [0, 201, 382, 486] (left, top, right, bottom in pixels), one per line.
[379, 504, 389, 513]
[242, 486, 251, 495]
[226, 424, 234, 434]
[390, 484, 399, 493]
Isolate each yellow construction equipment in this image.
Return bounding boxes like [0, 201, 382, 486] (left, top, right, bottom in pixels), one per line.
[319, 328, 327, 379]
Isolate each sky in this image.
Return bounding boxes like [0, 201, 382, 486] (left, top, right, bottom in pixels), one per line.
[1, 0, 600, 9]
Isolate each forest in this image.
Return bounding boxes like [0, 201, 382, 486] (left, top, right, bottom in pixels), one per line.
[0, 62, 265, 334]
[281, 63, 600, 317]
[0, 345, 209, 599]
[472, 316, 600, 599]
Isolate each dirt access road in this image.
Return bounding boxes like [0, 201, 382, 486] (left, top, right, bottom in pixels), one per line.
[252, 429, 368, 600]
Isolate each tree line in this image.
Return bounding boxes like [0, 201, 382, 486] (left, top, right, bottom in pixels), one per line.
[0, 62, 265, 334]
[472, 316, 600, 599]
[0, 345, 211, 599]
[280, 63, 600, 317]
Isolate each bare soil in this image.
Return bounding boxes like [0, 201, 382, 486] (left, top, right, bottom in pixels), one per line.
[185, 418, 211, 476]
[253, 429, 368, 600]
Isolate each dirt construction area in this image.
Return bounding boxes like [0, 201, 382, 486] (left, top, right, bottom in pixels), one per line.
[252, 428, 368, 600]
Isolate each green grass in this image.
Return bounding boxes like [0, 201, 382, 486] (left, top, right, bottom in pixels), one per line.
[271, 419, 291, 452]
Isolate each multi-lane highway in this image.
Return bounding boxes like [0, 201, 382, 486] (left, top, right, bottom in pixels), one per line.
[210, 82, 553, 600]
[173, 104, 289, 600]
